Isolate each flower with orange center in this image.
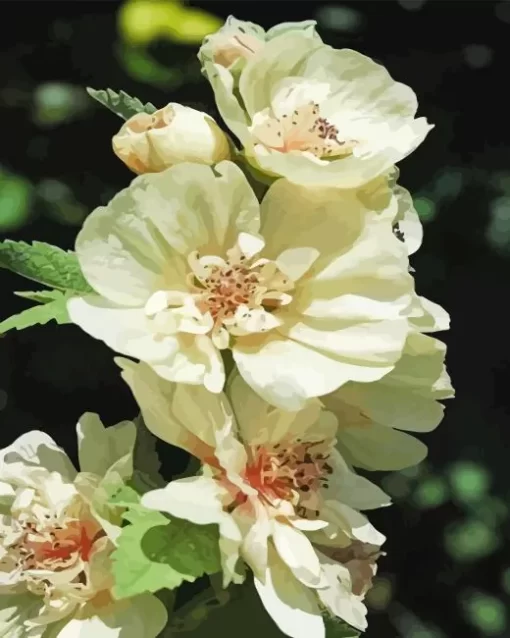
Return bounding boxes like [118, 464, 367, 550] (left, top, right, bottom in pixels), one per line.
[68, 161, 426, 410]
[200, 22, 432, 188]
[0, 416, 166, 638]
[119, 359, 390, 638]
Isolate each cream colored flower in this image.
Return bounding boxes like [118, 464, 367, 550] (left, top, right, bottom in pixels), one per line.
[198, 16, 320, 72]
[112, 103, 231, 174]
[387, 168, 423, 256]
[200, 31, 432, 188]
[119, 358, 389, 637]
[0, 416, 166, 638]
[323, 332, 454, 471]
[68, 161, 418, 410]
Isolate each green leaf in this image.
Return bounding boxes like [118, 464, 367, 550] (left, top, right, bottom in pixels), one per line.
[112, 502, 221, 599]
[15, 289, 68, 304]
[86, 87, 156, 120]
[130, 415, 166, 493]
[325, 618, 360, 637]
[0, 240, 93, 293]
[0, 290, 72, 334]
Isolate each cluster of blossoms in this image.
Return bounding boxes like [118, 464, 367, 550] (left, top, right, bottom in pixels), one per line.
[0, 17, 453, 638]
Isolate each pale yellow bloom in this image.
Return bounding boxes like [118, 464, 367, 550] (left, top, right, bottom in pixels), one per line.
[199, 16, 320, 72]
[200, 29, 432, 188]
[324, 332, 454, 471]
[0, 416, 166, 638]
[67, 161, 424, 410]
[119, 359, 389, 637]
[112, 103, 230, 174]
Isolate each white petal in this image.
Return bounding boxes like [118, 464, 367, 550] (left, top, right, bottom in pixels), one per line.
[410, 295, 450, 332]
[74, 197, 172, 307]
[254, 549, 325, 638]
[315, 551, 368, 631]
[202, 62, 252, 148]
[275, 247, 320, 282]
[232, 498, 270, 581]
[196, 335, 225, 393]
[0, 431, 76, 482]
[68, 296, 179, 362]
[326, 450, 392, 510]
[393, 184, 423, 255]
[322, 501, 386, 546]
[234, 333, 393, 411]
[336, 421, 428, 471]
[272, 520, 323, 587]
[290, 518, 329, 531]
[239, 34, 322, 117]
[142, 477, 230, 526]
[117, 357, 228, 457]
[270, 78, 332, 118]
[144, 290, 172, 316]
[228, 307, 283, 336]
[238, 232, 265, 259]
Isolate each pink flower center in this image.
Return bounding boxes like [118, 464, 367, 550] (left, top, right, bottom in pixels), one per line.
[197, 262, 261, 322]
[243, 439, 333, 515]
[14, 517, 102, 573]
[252, 101, 357, 158]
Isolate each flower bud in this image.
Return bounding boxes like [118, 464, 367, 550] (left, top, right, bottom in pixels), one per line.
[112, 103, 231, 174]
[210, 32, 264, 68]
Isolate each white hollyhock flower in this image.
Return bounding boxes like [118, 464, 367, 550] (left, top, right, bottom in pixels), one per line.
[198, 16, 321, 73]
[68, 161, 417, 410]
[112, 103, 231, 175]
[0, 415, 166, 638]
[200, 30, 432, 188]
[118, 358, 389, 638]
[324, 332, 454, 471]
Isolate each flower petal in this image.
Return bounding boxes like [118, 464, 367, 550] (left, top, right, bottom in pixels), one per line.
[336, 420, 428, 471]
[272, 520, 323, 587]
[117, 358, 229, 457]
[77, 413, 136, 477]
[254, 548, 325, 638]
[0, 431, 76, 483]
[326, 450, 392, 510]
[321, 501, 386, 546]
[315, 551, 368, 631]
[67, 296, 179, 362]
[239, 33, 323, 118]
[234, 333, 386, 410]
[56, 595, 167, 638]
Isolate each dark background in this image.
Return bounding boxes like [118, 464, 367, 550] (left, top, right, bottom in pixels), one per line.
[1, 1, 509, 636]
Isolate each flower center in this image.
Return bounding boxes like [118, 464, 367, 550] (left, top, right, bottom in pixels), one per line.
[144, 235, 297, 348]
[186, 238, 293, 340]
[244, 439, 333, 516]
[194, 261, 260, 321]
[1, 513, 103, 598]
[252, 101, 357, 158]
